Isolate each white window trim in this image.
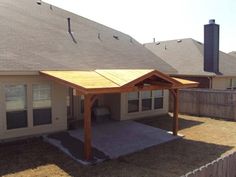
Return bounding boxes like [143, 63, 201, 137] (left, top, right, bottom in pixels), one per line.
[127, 90, 164, 114]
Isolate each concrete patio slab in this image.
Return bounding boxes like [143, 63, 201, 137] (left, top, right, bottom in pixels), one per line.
[44, 120, 180, 164]
[69, 120, 180, 159]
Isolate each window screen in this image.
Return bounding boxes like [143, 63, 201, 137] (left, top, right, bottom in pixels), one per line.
[5, 85, 27, 129]
[141, 91, 152, 111]
[33, 84, 51, 108]
[33, 84, 52, 126]
[153, 90, 164, 109]
[128, 92, 139, 113]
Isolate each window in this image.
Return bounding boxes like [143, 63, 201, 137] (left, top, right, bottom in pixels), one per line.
[127, 90, 164, 113]
[33, 84, 52, 126]
[226, 79, 232, 90]
[226, 78, 236, 90]
[153, 90, 164, 109]
[232, 79, 236, 89]
[5, 85, 27, 129]
[128, 92, 139, 113]
[141, 91, 152, 111]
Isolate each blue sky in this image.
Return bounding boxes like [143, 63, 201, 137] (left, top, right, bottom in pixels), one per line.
[44, 0, 235, 53]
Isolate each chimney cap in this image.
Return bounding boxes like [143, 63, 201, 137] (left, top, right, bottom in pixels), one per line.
[209, 19, 215, 24]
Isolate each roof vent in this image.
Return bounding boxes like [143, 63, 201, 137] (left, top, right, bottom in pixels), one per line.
[130, 37, 133, 43]
[177, 39, 182, 43]
[36, 0, 42, 5]
[113, 35, 119, 40]
[67, 18, 71, 33]
[98, 33, 101, 40]
[153, 38, 155, 43]
[50, 4, 53, 10]
[156, 42, 160, 45]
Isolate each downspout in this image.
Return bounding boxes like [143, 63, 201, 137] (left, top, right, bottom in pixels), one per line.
[207, 77, 213, 89]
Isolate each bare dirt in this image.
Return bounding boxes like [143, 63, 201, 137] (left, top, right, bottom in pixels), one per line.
[1, 114, 235, 177]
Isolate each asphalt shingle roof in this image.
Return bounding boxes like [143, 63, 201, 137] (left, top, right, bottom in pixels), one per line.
[229, 51, 236, 58]
[0, 0, 176, 74]
[145, 38, 236, 76]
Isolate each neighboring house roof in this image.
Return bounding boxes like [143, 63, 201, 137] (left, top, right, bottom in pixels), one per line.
[229, 51, 236, 58]
[0, 0, 176, 74]
[144, 38, 236, 76]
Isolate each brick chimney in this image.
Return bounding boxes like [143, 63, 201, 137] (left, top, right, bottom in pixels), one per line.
[204, 19, 220, 73]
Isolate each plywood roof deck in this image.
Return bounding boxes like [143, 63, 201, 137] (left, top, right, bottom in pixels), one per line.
[40, 69, 198, 95]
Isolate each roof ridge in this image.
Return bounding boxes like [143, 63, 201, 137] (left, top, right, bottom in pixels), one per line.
[94, 70, 121, 87]
[191, 39, 204, 58]
[144, 38, 194, 45]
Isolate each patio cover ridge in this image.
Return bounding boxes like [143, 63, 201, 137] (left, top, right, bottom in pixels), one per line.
[95, 69, 156, 87]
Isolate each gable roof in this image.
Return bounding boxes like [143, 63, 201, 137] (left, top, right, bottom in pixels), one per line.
[0, 0, 176, 74]
[144, 38, 236, 76]
[40, 70, 198, 94]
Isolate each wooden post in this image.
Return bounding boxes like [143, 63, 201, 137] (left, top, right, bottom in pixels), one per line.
[171, 89, 179, 136]
[84, 94, 92, 160]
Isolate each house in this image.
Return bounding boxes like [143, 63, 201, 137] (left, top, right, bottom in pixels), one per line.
[145, 20, 236, 90]
[0, 0, 198, 160]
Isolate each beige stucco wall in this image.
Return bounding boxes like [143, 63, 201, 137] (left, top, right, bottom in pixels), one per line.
[212, 77, 231, 90]
[0, 75, 68, 141]
[103, 93, 121, 120]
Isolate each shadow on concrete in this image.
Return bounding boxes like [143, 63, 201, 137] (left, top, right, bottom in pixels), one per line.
[48, 132, 109, 163]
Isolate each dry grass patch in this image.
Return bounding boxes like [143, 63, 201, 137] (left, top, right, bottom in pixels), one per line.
[0, 114, 236, 177]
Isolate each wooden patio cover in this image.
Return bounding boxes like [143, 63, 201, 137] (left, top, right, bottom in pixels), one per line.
[40, 69, 198, 160]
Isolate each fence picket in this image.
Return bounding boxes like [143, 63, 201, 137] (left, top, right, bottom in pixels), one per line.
[180, 152, 236, 177]
[170, 89, 236, 121]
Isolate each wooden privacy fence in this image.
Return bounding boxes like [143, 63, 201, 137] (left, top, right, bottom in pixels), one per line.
[180, 151, 236, 177]
[169, 89, 236, 121]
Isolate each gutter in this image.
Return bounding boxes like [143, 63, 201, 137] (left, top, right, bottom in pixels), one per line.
[0, 71, 39, 76]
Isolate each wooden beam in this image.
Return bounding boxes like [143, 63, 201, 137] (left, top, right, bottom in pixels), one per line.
[84, 94, 92, 160]
[122, 70, 180, 87]
[147, 81, 173, 87]
[85, 85, 175, 95]
[170, 89, 179, 136]
[91, 95, 99, 106]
